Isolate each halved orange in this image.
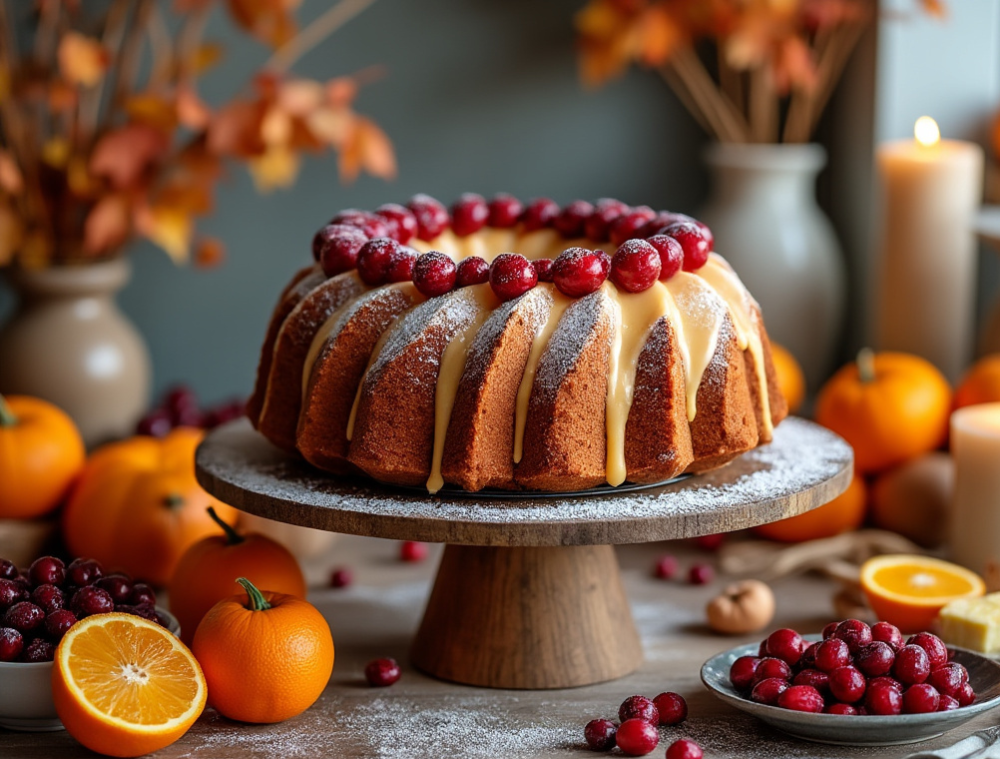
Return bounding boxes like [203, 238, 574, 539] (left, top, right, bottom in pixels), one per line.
[860, 554, 986, 633]
[52, 613, 206, 758]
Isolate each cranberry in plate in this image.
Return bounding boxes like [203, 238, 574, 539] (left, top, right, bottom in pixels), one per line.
[96, 574, 133, 604]
[21, 638, 55, 663]
[907, 632, 948, 669]
[72, 586, 115, 617]
[729, 655, 760, 691]
[130, 584, 156, 607]
[792, 668, 829, 695]
[777, 684, 824, 713]
[927, 662, 968, 698]
[28, 556, 65, 588]
[45, 608, 78, 641]
[824, 703, 857, 715]
[0, 627, 23, 662]
[814, 637, 851, 673]
[865, 680, 903, 715]
[855, 641, 895, 677]
[828, 665, 866, 704]
[0, 560, 17, 581]
[750, 677, 788, 706]
[871, 621, 904, 652]
[903, 683, 941, 714]
[764, 628, 804, 667]
[4, 601, 44, 635]
[893, 644, 931, 685]
[833, 619, 872, 653]
[31, 584, 65, 615]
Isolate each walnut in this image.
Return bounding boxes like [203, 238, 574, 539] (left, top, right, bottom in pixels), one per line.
[706, 579, 776, 634]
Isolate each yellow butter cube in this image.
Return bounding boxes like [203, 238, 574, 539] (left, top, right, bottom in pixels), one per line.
[939, 592, 1000, 653]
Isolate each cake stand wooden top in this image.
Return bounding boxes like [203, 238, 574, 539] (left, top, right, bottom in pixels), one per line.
[195, 417, 853, 547]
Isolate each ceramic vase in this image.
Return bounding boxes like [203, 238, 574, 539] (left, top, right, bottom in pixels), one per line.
[0, 258, 151, 447]
[698, 142, 846, 391]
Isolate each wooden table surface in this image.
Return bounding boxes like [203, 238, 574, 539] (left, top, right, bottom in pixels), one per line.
[2, 535, 992, 759]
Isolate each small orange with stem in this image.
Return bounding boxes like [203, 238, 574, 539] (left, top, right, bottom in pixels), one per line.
[753, 473, 866, 543]
[170, 507, 306, 645]
[955, 354, 1000, 409]
[192, 577, 334, 724]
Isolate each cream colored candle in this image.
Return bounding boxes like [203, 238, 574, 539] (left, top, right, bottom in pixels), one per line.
[875, 117, 984, 382]
[950, 403, 1000, 578]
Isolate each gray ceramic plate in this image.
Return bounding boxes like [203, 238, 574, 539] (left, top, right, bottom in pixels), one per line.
[701, 635, 1000, 746]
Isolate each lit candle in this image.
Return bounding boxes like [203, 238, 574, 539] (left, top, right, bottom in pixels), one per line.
[874, 117, 984, 382]
[950, 403, 1000, 578]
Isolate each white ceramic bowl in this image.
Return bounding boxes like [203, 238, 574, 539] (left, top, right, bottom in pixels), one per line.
[0, 607, 180, 732]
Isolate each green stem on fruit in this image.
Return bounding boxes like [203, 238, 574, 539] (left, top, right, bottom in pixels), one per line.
[857, 348, 876, 384]
[163, 493, 185, 508]
[0, 395, 16, 427]
[206, 506, 244, 546]
[237, 577, 271, 612]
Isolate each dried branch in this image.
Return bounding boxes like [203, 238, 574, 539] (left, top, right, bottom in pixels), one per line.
[110, 0, 153, 116]
[667, 46, 749, 144]
[176, 4, 210, 80]
[34, 0, 61, 67]
[748, 67, 778, 144]
[80, 0, 132, 147]
[147, 3, 175, 90]
[264, 0, 379, 74]
[804, 20, 868, 139]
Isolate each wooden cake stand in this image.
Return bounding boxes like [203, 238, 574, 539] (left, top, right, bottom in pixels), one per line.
[195, 417, 852, 691]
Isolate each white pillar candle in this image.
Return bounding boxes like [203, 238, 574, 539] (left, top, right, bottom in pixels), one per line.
[950, 403, 1000, 577]
[875, 117, 984, 383]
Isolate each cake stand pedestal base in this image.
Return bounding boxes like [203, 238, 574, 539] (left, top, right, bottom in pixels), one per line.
[412, 544, 640, 689]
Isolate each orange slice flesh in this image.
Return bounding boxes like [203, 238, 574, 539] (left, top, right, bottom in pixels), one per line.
[860, 554, 986, 633]
[53, 613, 206, 758]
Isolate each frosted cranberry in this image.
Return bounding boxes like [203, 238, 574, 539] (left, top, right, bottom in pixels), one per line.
[386, 246, 418, 283]
[408, 194, 450, 240]
[532, 258, 553, 282]
[28, 556, 65, 588]
[554, 200, 594, 238]
[4, 601, 44, 634]
[821, 621, 839, 640]
[834, 619, 872, 653]
[654, 555, 678, 580]
[375, 203, 418, 244]
[314, 224, 366, 268]
[67, 558, 103, 588]
[814, 638, 851, 672]
[765, 628, 804, 667]
[871, 621, 904, 652]
[688, 564, 713, 585]
[800, 642, 820, 670]
[663, 221, 712, 272]
[31, 584, 65, 615]
[45, 609, 78, 641]
[96, 574, 133, 604]
[130, 584, 156, 606]
[329, 568, 353, 589]
[825, 703, 857, 715]
[903, 683, 940, 714]
[956, 682, 975, 707]
[647, 235, 684, 281]
[21, 638, 55, 663]
[750, 677, 788, 706]
[926, 662, 965, 697]
[0, 560, 17, 581]
[609, 207, 656, 247]
[365, 657, 401, 686]
[451, 193, 489, 237]
[413, 251, 457, 297]
[652, 692, 687, 725]
[758, 641, 769, 657]
[522, 198, 559, 231]
[455, 256, 490, 287]
[615, 718, 658, 756]
[907, 632, 948, 669]
[596, 250, 612, 277]
[487, 194, 523, 228]
[893, 645, 931, 685]
[792, 669, 829, 695]
[115, 603, 157, 622]
[584, 199, 629, 241]
[489, 253, 537, 301]
[609, 240, 661, 293]
[638, 211, 692, 239]
[665, 738, 703, 759]
[618, 695, 658, 725]
[865, 680, 903, 715]
[72, 586, 114, 617]
[778, 684, 824, 713]
[331, 210, 389, 240]
[0, 579, 25, 610]
[855, 641, 895, 677]
[829, 666, 866, 703]
[357, 238, 400, 286]
[729, 656, 761, 691]
[400, 541, 428, 563]
[938, 694, 960, 711]
[869, 676, 903, 693]
[552, 247, 606, 298]
[0, 627, 22, 661]
[584, 718, 617, 751]
[752, 657, 792, 685]
[694, 534, 725, 551]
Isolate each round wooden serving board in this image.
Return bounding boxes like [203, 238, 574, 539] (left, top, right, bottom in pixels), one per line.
[195, 417, 852, 690]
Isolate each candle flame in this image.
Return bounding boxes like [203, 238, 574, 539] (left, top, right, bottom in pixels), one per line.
[915, 116, 940, 147]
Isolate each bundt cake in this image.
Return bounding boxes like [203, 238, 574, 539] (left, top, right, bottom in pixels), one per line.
[248, 194, 788, 493]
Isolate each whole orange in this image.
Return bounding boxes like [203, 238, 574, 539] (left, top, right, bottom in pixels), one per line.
[815, 350, 951, 473]
[192, 578, 334, 724]
[955, 354, 1000, 409]
[753, 473, 866, 543]
[170, 507, 306, 645]
[770, 343, 806, 414]
[0, 394, 85, 519]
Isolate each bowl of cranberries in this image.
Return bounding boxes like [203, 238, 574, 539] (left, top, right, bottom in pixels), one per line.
[700, 620, 1000, 746]
[0, 556, 179, 731]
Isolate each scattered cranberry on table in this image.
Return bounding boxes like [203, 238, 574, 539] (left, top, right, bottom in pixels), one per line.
[136, 385, 246, 437]
[652, 691, 687, 725]
[364, 657, 401, 687]
[687, 564, 713, 585]
[583, 718, 618, 751]
[614, 718, 659, 756]
[692, 533, 726, 552]
[618, 695, 658, 725]
[399, 541, 428, 563]
[653, 555, 678, 580]
[665, 738, 703, 759]
[329, 567, 353, 589]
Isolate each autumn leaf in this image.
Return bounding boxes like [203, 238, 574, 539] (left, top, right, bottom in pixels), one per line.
[207, 100, 266, 156]
[58, 32, 110, 87]
[126, 93, 179, 131]
[83, 194, 131, 254]
[177, 86, 212, 130]
[226, 0, 301, 48]
[278, 78, 324, 116]
[248, 144, 299, 192]
[324, 77, 358, 108]
[48, 81, 78, 112]
[306, 107, 352, 147]
[339, 117, 395, 183]
[90, 124, 169, 189]
[41, 138, 71, 169]
[136, 202, 193, 263]
[0, 150, 24, 195]
[194, 237, 225, 267]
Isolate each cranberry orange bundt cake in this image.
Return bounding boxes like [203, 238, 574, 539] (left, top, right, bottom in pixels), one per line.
[248, 194, 787, 493]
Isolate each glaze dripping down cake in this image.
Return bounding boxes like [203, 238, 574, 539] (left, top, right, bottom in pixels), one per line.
[248, 194, 787, 493]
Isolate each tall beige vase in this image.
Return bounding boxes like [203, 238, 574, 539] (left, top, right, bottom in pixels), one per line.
[0, 259, 151, 447]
